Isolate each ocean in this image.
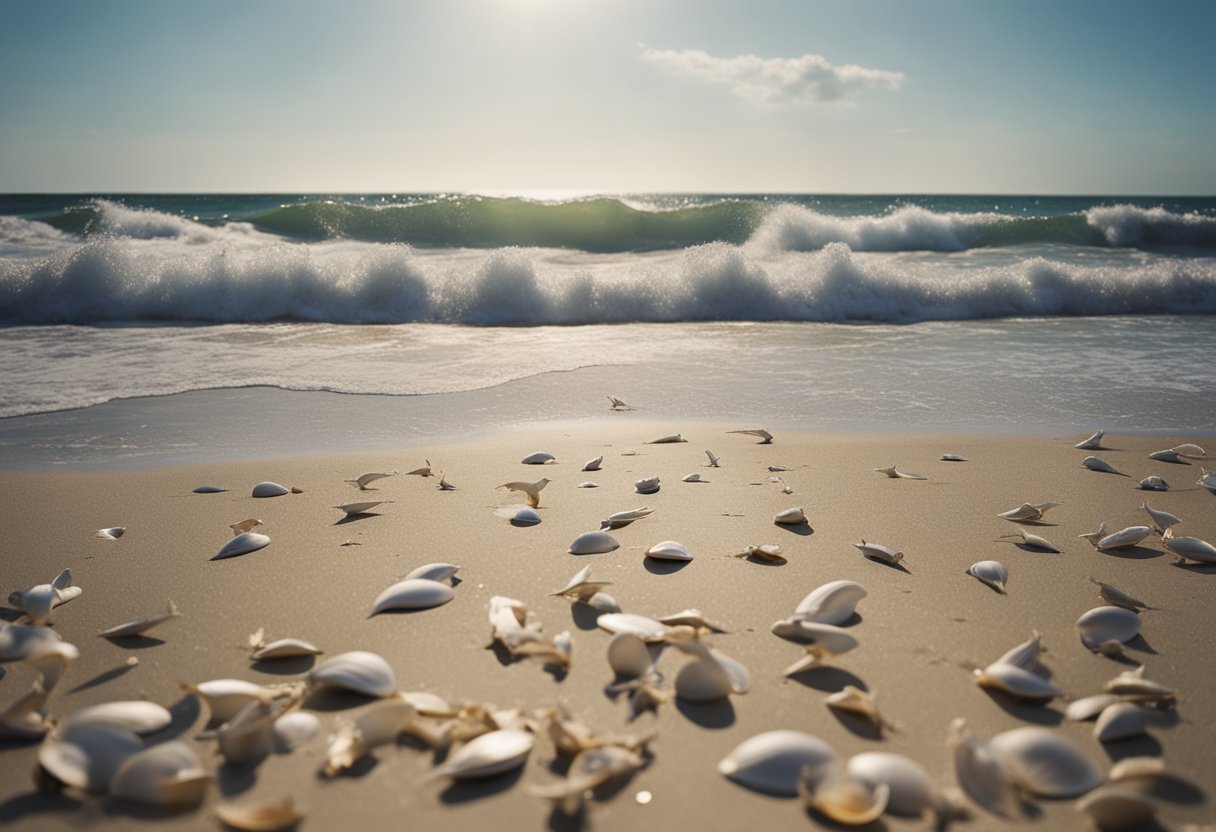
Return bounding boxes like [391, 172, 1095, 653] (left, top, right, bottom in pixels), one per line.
[1, 193, 1214, 467]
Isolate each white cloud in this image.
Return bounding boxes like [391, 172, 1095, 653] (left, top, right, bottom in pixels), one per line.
[640, 48, 904, 105]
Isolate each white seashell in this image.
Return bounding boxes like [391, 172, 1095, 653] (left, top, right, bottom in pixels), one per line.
[948, 719, 1019, 818]
[987, 726, 1101, 798]
[39, 721, 144, 792]
[733, 543, 786, 563]
[846, 752, 935, 817]
[994, 631, 1042, 670]
[1080, 523, 1152, 551]
[433, 729, 534, 779]
[682, 472, 703, 482]
[1148, 449, 1183, 463]
[193, 485, 227, 493]
[728, 427, 773, 444]
[825, 688, 891, 732]
[717, 730, 836, 796]
[673, 644, 748, 702]
[498, 477, 550, 508]
[504, 505, 541, 526]
[550, 565, 612, 602]
[582, 455, 603, 471]
[771, 620, 859, 668]
[705, 449, 721, 467]
[323, 699, 416, 776]
[606, 633, 654, 678]
[1138, 475, 1169, 491]
[966, 560, 1008, 593]
[577, 481, 598, 488]
[109, 740, 210, 808]
[335, 500, 394, 516]
[1081, 456, 1125, 475]
[1140, 501, 1180, 533]
[774, 506, 807, 525]
[1087, 577, 1151, 611]
[569, 531, 619, 555]
[371, 578, 455, 615]
[645, 433, 686, 444]
[596, 613, 668, 642]
[403, 563, 461, 584]
[657, 609, 723, 631]
[344, 471, 396, 490]
[214, 532, 270, 560]
[854, 540, 903, 565]
[1109, 756, 1166, 782]
[1162, 528, 1216, 563]
[1199, 467, 1216, 493]
[794, 580, 867, 625]
[214, 797, 303, 831]
[1103, 667, 1175, 703]
[644, 540, 693, 561]
[307, 651, 396, 698]
[1065, 694, 1122, 721]
[251, 481, 290, 498]
[1019, 529, 1062, 552]
[974, 662, 1061, 702]
[98, 599, 181, 639]
[252, 638, 322, 661]
[1076, 786, 1157, 831]
[1094, 702, 1146, 742]
[273, 711, 320, 750]
[1076, 606, 1140, 651]
[8, 569, 80, 626]
[998, 501, 1063, 522]
[601, 506, 654, 529]
[1076, 430, 1105, 450]
[940, 453, 969, 461]
[521, 451, 556, 465]
[1171, 442, 1206, 457]
[94, 527, 125, 539]
[181, 679, 277, 724]
[216, 698, 288, 766]
[65, 701, 172, 735]
[634, 476, 660, 494]
[801, 770, 890, 826]
[228, 518, 263, 535]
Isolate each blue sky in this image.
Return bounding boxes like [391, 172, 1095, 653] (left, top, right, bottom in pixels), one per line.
[1, 0, 1213, 193]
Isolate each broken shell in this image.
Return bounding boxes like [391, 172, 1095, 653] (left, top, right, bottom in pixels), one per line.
[403, 563, 461, 584]
[94, 527, 125, 540]
[597, 613, 668, 642]
[1020, 529, 1062, 552]
[181, 679, 279, 724]
[644, 540, 693, 561]
[975, 662, 1061, 702]
[774, 507, 807, 525]
[988, 727, 1101, 798]
[65, 701, 173, 735]
[998, 501, 1062, 522]
[1148, 449, 1183, 463]
[433, 729, 534, 779]
[801, 770, 890, 826]
[1162, 529, 1216, 563]
[1087, 577, 1151, 611]
[793, 580, 867, 625]
[949, 718, 1019, 818]
[582, 455, 603, 471]
[307, 651, 396, 698]
[717, 730, 836, 796]
[214, 532, 270, 560]
[251, 638, 322, 661]
[530, 745, 645, 815]
[521, 451, 555, 464]
[109, 740, 210, 808]
[645, 433, 686, 444]
[193, 485, 227, 493]
[228, 518, 263, 535]
[98, 599, 181, 639]
[1140, 501, 1180, 534]
[1076, 606, 1140, 651]
[734, 543, 786, 563]
[846, 752, 934, 817]
[607, 633, 655, 679]
[215, 797, 303, 831]
[1082, 456, 1125, 475]
[324, 699, 416, 776]
[995, 631, 1042, 670]
[826, 688, 890, 732]
[854, 540, 904, 565]
[1109, 756, 1166, 782]
[966, 560, 1009, 593]
[682, 472, 703, 483]
[634, 476, 661, 494]
[601, 506, 654, 529]
[1138, 476, 1169, 491]
[1094, 702, 1146, 742]
[335, 500, 393, 516]
[674, 646, 748, 702]
[1103, 668, 1175, 702]
[550, 565, 612, 602]
[1076, 430, 1105, 450]
[272, 711, 320, 750]
[39, 721, 144, 792]
[569, 531, 620, 555]
[1076, 786, 1157, 831]
[371, 578, 455, 615]
[1065, 694, 1121, 721]
[510, 506, 542, 526]
[251, 481, 289, 498]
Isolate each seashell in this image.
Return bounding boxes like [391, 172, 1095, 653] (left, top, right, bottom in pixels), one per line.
[974, 662, 1061, 702]
[488, 596, 544, 651]
[216, 698, 288, 766]
[505, 505, 541, 526]
[569, 531, 619, 555]
[251, 481, 290, 498]
[1081, 456, 1125, 475]
[2, 683, 52, 739]
[966, 560, 1008, 593]
[99, 599, 181, 639]
[673, 644, 748, 702]
[109, 740, 210, 808]
[215, 797, 303, 831]
[1140, 501, 1180, 533]
[768, 465, 791, 472]
[550, 565, 612, 602]
[213, 532, 270, 560]
[1172, 442, 1206, 457]
[433, 728, 534, 779]
[344, 470, 396, 490]
[733, 543, 786, 563]
[193, 485, 227, 493]
[405, 460, 433, 477]
[1161, 528, 1216, 563]
[644, 540, 693, 561]
[521, 451, 556, 464]
[498, 477, 550, 508]
[252, 638, 322, 661]
[1148, 449, 1183, 463]
[645, 433, 686, 444]
[940, 453, 969, 461]
[582, 455, 603, 471]
[8, 569, 80, 626]
[371, 578, 455, 615]
[1138, 475, 1169, 491]
[634, 476, 660, 494]
[586, 592, 621, 613]
[307, 651, 396, 698]
[800, 769, 890, 826]
[94, 527, 125, 539]
[228, 518, 263, 535]
[601, 506, 654, 529]
[1019, 529, 1062, 552]
[39, 721, 144, 792]
[794, 580, 867, 625]
[772, 620, 858, 673]
[323, 699, 416, 776]
[273, 711, 320, 750]
[181, 679, 279, 724]
[705, 449, 721, 467]
[1199, 467, 1216, 493]
[874, 465, 926, 479]
[596, 613, 668, 642]
[826, 687, 891, 732]
[988, 727, 1101, 798]
[1076, 786, 1157, 831]
[1109, 756, 1166, 782]
[1079, 523, 1152, 551]
[404, 563, 461, 585]
[1076, 430, 1105, 450]
[0, 624, 66, 664]
[607, 633, 654, 678]
[658, 608, 724, 632]
[774, 506, 807, 525]
[530, 745, 645, 814]
[437, 473, 455, 491]
[1094, 702, 1146, 742]
[607, 395, 632, 410]
[335, 500, 393, 516]
[948, 719, 1019, 818]
[399, 691, 453, 716]
[65, 701, 173, 735]
[854, 540, 903, 565]
[1087, 577, 1151, 611]
[577, 481, 598, 488]
[1066, 694, 1121, 721]
[1103, 667, 1175, 703]
[728, 427, 773, 444]
[717, 730, 836, 796]
[998, 501, 1062, 522]
[994, 631, 1042, 670]
[846, 752, 935, 817]
[682, 472, 704, 482]
[1076, 606, 1140, 651]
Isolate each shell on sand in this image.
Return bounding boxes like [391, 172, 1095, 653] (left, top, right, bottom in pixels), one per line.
[682, 472, 704, 482]
[252, 638, 323, 661]
[717, 730, 836, 796]
[403, 563, 461, 584]
[1081, 456, 1125, 475]
[509, 506, 542, 526]
[673, 643, 749, 702]
[98, 599, 181, 639]
[1199, 468, 1216, 493]
[215, 797, 304, 832]
[846, 751, 936, 817]
[728, 428, 773, 444]
[601, 507, 654, 529]
[1103, 667, 1175, 703]
[323, 699, 417, 777]
[1076, 606, 1140, 651]
[998, 501, 1062, 522]
[940, 453, 969, 461]
[307, 651, 396, 698]
[644, 540, 693, 561]
[94, 527, 125, 540]
[854, 540, 903, 565]
[1076, 787, 1157, 831]
[1137, 475, 1169, 491]
[180, 679, 279, 724]
[634, 476, 661, 494]
[774, 507, 807, 525]
[1141, 501, 1180, 533]
[521, 451, 556, 465]
[39, 721, 144, 792]
[213, 532, 270, 561]
[193, 485, 227, 493]
[974, 662, 1061, 702]
[995, 631, 1042, 670]
[987, 727, 1101, 798]
[371, 579, 455, 615]
[1087, 577, 1151, 611]
[569, 531, 620, 555]
[1079, 523, 1152, 551]
[949, 718, 1019, 819]
[1065, 694, 1121, 722]
[65, 701, 173, 735]
[1075, 430, 1105, 450]
[550, 565, 612, 602]
[109, 741, 210, 808]
[607, 633, 654, 678]
[1161, 529, 1216, 563]
[874, 465, 926, 480]
[1148, 449, 1184, 463]
[229, 518, 263, 535]
[345, 471, 396, 490]
[799, 769, 890, 826]
[966, 560, 1009, 593]
[1020, 529, 1062, 552]
[433, 729, 534, 779]
[1171, 442, 1206, 457]
[582, 455, 603, 471]
[826, 688, 891, 732]
[596, 613, 668, 642]
[251, 481, 290, 498]
[645, 433, 686, 444]
[1094, 702, 1147, 742]
[334, 500, 394, 516]
[793, 580, 867, 626]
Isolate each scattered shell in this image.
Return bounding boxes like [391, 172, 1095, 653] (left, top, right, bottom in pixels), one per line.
[1094, 702, 1147, 742]
[344, 471, 397, 490]
[658, 608, 724, 632]
[94, 527, 125, 540]
[39, 721, 144, 791]
[1019, 529, 1062, 552]
[645, 433, 686, 444]
[717, 730, 837, 796]
[405, 460, 433, 477]
[705, 449, 721, 467]
[433, 729, 534, 779]
[634, 476, 661, 494]
[1081, 456, 1126, 475]
[215, 797, 304, 831]
[994, 631, 1042, 670]
[793, 580, 867, 625]
[251, 481, 290, 498]
[774, 506, 806, 525]
[966, 561, 1009, 593]
[607, 395, 633, 410]
[498, 477, 550, 508]
[1080, 523, 1152, 551]
[509, 506, 542, 526]
[1138, 475, 1169, 491]
[64, 701, 173, 735]
[846, 752, 935, 817]
[193, 485, 227, 493]
[988, 726, 1101, 797]
[1076, 786, 1157, 831]
[975, 662, 1061, 702]
[371, 579, 455, 615]
[181, 679, 280, 724]
[826, 688, 892, 732]
[728, 428, 773, 444]
[1076, 606, 1141, 651]
[940, 454, 969, 461]
[531, 744, 646, 814]
[582, 455, 603, 471]
[1075, 430, 1106, 450]
[273, 711, 320, 750]
[607, 633, 655, 678]
[597, 613, 668, 642]
[601, 506, 654, 529]
[1162, 528, 1216, 563]
[1140, 501, 1180, 533]
[335, 500, 394, 516]
[948, 719, 1020, 818]
[8, 569, 81, 626]
[682, 472, 704, 483]
[874, 465, 926, 479]
[1148, 449, 1184, 463]
[521, 451, 556, 465]
[251, 638, 322, 661]
[551, 565, 612, 602]
[1065, 694, 1122, 722]
[323, 699, 417, 776]
[214, 532, 270, 561]
[577, 481, 598, 488]
[403, 563, 461, 584]
[1087, 577, 1151, 611]
[1198, 468, 1216, 493]
[228, 518, 263, 535]
[1109, 756, 1166, 782]
[1103, 667, 1175, 703]
[307, 651, 396, 698]
[586, 592, 621, 613]
[109, 740, 210, 808]
[998, 501, 1062, 522]
[800, 769, 890, 826]
[673, 643, 748, 702]
[644, 540, 693, 561]
[99, 599, 180, 639]
[1172, 442, 1206, 457]
[733, 543, 786, 563]
[772, 620, 859, 673]
[569, 531, 620, 555]
[216, 698, 289, 765]
[437, 473, 456, 491]
[854, 540, 904, 566]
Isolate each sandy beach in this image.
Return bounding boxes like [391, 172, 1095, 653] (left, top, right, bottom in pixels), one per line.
[2, 421, 1213, 831]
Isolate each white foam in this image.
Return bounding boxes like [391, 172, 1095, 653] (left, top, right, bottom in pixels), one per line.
[1086, 204, 1216, 248]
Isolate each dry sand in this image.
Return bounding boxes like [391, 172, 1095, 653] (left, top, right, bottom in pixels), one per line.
[1, 421, 1214, 830]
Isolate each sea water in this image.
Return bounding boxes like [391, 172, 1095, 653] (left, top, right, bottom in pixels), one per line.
[1, 194, 1213, 467]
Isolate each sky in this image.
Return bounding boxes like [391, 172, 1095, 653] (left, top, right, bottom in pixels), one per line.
[1, 0, 1213, 194]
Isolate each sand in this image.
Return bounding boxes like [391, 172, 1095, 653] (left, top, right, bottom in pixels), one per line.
[1, 421, 1214, 830]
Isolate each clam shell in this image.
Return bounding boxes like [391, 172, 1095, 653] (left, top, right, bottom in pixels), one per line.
[998, 501, 1062, 521]
[845, 752, 934, 817]
[801, 771, 890, 825]
[975, 662, 1061, 702]
[1076, 606, 1140, 650]
[582, 455, 603, 471]
[717, 730, 837, 796]
[214, 532, 270, 560]
[403, 563, 461, 584]
[1097, 525, 1152, 551]
[273, 711, 320, 750]
[181, 679, 275, 724]
[1076, 786, 1157, 831]
[644, 540, 693, 561]
[335, 500, 392, 516]
[371, 578, 455, 615]
[995, 631, 1042, 670]
[251, 638, 322, 661]
[770, 619, 859, 654]
[1148, 449, 1182, 463]
[1138, 476, 1169, 491]
[1082, 456, 1125, 475]
[1066, 694, 1121, 721]
[948, 719, 1019, 818]
[39, 721, 144, 792]
[988, 727, 1101, 798]
[109, 741, 210, 808]
[966, 560, 1008, 593]
[215, 797, 303, 832]
[1140, 501, 1180, 533]
[645, 433, 686, 444]
[606, 633, 654, 678]
[251, 481, 289, 498]
[794, 580, 867, 625]
[682, 472, 703, 482]
[65, 701, 173, 735]
[1094, 702, 1146, 742]
[510, 506, 542, 526]
[634, 476, 661, 494]
[307, 651, 396, 698]
[674, 647, 748, 702]
[596, 613, 668, 642]
[854, 540, 903, 565]
[569, 531, 620, 555]
[1020, 530, 1062, 552]
[434, 728, 533, 779]
[774, 506, 807, 525]
[1103, 668, 1175, 702]
[1076, 430, 1105, 450]
[521, 451, 555, 464]
[1162, 531, 1216, 563]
